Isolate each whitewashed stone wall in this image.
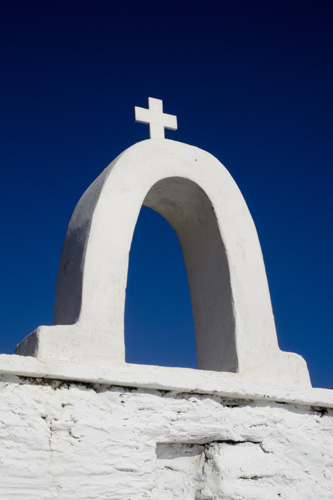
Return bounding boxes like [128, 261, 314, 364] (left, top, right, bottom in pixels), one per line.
[1, 372, 332, 500]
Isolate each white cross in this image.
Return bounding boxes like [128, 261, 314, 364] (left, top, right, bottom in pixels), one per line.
[134, 97, 178, 139]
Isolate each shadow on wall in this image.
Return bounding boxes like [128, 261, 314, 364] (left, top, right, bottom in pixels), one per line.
[125, 176, 236, 373]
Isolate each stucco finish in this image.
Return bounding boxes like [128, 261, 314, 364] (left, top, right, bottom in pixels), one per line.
[0, 373, 332, 500]
[15, 139, 310, 386]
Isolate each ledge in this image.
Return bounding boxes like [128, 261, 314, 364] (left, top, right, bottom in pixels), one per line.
[0, 354, 332, 409]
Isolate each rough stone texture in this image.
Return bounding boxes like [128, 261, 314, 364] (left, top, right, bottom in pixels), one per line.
[1, 374, 332, 500]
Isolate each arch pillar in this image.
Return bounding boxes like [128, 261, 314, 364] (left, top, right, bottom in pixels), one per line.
[15, 139, 311, 386]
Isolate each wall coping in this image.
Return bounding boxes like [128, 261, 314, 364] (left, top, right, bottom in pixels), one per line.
[0, 354, 332, 409]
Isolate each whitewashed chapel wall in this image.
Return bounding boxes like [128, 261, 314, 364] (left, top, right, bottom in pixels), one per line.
[4, 103, 332, 500]
[1, 372, 332, 500]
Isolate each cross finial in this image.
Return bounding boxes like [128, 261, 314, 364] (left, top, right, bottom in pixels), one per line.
[134, 97, 178, 139]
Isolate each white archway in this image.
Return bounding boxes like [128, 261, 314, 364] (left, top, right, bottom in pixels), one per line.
[15, 139, 310, 386]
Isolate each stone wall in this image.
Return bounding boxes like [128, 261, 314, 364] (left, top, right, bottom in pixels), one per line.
[1, 373, 332, 500]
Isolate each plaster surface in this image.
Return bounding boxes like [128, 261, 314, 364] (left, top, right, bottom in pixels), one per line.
[0, 371, 332, 500]
[15, 139, 310, 387]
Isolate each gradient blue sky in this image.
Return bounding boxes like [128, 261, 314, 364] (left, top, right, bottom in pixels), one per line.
[0, 1, 332, 387]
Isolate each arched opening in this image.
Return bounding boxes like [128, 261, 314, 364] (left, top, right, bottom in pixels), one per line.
[126, 177, 237, 373]
[125, 206, 197, 368]
[19, 138, 310, 387]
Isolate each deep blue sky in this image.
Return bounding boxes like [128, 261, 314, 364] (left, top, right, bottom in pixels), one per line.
[0, 1, 332, 387]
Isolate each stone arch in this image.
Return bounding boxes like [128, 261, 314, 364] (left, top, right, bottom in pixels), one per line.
[15, 139, 310, 386]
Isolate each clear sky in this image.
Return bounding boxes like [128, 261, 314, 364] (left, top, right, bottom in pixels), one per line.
[0, 1, 332, 388]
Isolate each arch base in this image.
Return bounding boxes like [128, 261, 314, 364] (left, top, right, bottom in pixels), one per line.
[15, 324, 311, 387]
